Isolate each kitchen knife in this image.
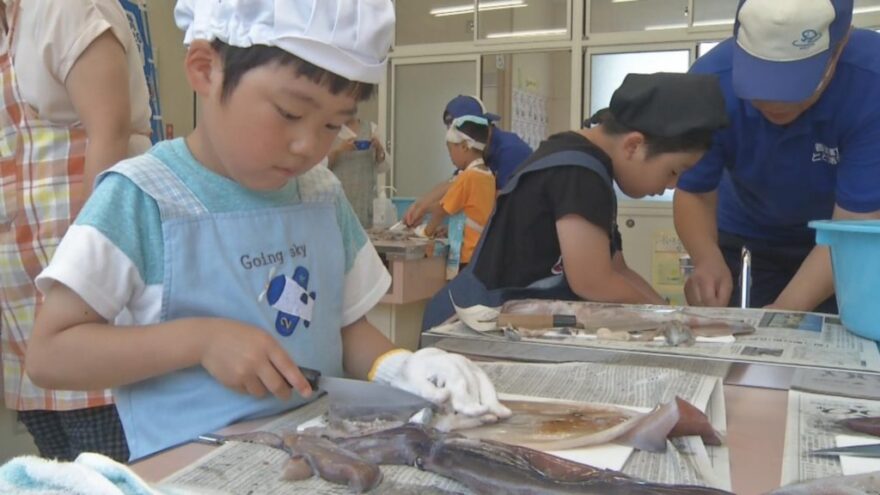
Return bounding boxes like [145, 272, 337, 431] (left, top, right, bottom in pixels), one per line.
[809, 443, 880, 458]
[299, 367, 433, 410]
[496, 313, 579, 329]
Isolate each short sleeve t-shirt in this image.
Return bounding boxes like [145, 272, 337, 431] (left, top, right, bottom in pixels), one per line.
[441, 163, 496, 263]
[8, 0, 152, 151]
[36, 138, 390, 329]
[677, 30, 880, 243]
[474, 132, 619, 290]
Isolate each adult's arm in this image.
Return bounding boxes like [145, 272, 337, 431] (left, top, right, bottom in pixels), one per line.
[674, 189, 733, 307]
[65, 30, 133, 197]
[771, 205, 880, 311]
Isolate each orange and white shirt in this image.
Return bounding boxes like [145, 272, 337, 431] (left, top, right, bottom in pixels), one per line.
[441, 159, 496, 264]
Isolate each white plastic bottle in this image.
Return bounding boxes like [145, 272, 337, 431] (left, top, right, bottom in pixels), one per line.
[373, 185, 397, 229]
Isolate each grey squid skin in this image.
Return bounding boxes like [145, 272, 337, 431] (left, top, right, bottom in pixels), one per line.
[312, 425, 732, 494]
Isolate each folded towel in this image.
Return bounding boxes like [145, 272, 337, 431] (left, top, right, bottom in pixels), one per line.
[0, 453, 217, 495]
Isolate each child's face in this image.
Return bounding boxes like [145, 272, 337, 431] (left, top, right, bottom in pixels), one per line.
[199, 60, 358, 190]
[614, 144, 703, 198]
[446, 142, 476, 169]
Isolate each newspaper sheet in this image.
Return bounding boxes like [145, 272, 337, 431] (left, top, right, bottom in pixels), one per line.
[163, 361, 729, 493]
[791, 368, 880, 400]
[426, 302, 880, 373]
[780, 390, 880, 486]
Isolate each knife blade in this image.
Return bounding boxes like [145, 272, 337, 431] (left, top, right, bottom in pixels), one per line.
[299, 367, 433, 410]
[809, 443, 880, 458]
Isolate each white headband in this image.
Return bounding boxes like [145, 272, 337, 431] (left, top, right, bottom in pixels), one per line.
[445, 115, 489, 150]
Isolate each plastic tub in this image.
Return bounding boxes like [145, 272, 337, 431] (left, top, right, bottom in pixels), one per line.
[391, 197, 416, 221]
[810, 219, 880, 341]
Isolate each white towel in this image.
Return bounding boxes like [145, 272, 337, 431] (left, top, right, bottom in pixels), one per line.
[0, 453, 221, 495]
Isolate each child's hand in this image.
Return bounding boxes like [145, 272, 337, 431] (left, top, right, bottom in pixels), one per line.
[200, 320, 313, 401]
[404, 202, 427, 227]
[371, 137, 386, 163]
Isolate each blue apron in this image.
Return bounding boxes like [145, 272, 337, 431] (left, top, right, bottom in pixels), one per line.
[101, 155, 344, 460]
[422, 150, 616, 330]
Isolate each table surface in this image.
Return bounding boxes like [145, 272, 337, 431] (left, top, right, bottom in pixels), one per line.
[133, 365, 790, 495]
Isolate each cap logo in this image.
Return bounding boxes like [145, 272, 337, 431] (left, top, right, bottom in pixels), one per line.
[792, 29, 822, 49]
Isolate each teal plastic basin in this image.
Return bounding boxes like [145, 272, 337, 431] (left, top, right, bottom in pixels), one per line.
[811, 219, 880, 341]
[391, 197, 416, 221]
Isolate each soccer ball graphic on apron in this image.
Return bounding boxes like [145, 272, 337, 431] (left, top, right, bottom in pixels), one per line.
[258, 266, 316, 336]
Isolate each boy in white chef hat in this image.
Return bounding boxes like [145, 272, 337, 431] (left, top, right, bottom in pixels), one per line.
[25, 0, 510, 461]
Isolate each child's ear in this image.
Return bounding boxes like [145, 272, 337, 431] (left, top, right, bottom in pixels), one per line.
[184, 40, 221, 98]
[621, 132, 646, 160]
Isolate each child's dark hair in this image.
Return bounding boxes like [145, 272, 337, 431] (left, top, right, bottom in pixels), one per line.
[584, 108, 612, 128]
[211, 40, 375, 102]
[456, 121, 490, 146]
[590, 108, 714, 158]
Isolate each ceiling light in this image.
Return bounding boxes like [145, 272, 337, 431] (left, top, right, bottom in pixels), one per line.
[430, 0, 527, 17]
[485, 28, 567, 38]
[854, 5, 880, 14]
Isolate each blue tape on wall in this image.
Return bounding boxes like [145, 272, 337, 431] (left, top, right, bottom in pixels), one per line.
[118, 0, 165, 143]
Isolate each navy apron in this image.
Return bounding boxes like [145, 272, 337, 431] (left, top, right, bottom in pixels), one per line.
[422, 150, 616, 330]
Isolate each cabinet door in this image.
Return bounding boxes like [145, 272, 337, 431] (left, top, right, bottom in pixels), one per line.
[618, 201, 687, 304]
[0, 407, 37, 461]
[391, 58, 478, 197]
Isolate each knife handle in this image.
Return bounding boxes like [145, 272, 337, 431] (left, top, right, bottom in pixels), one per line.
[497, 313, 577, 329]
[299, 366, 321, 391]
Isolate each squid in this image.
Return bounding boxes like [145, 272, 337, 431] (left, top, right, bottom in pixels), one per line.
[319, 425, 732, 494]
[766, 472, 880, 495]
[221, 424, 731, 494]
[842, 416, 880, 437]
[323, 395, 721, 453]
[499, 299, 756, 341]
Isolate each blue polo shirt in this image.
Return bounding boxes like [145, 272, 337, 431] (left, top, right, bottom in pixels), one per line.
[677, 29, 880, 244]
[486, 127, 533, 189]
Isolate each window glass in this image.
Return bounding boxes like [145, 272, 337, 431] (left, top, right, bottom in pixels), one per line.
[855, 0, 880, 15]
[393, 61, 477, 196]
[481, 51, 571, 149]
[477, 0, 568, 40]
[588, 50, 690, 116]
[587, 50, 690, 201]
[395, 0, 475, 45]
[589, 0, 688, 33]
[692, 0, 736, 29]
[698, 41, 721, 58]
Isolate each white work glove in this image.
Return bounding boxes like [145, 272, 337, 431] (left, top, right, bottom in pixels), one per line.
[413, 223, 429, 239]
[370, 348, 512, 420]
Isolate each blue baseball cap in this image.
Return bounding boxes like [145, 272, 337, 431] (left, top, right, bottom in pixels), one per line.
[732, 0, 853, 102]
[442, 95, 500, 125]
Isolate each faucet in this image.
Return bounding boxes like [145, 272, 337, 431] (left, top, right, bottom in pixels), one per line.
[740, 246, 751, 309]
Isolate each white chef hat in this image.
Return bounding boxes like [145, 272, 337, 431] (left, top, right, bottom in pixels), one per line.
[174, 0, 395, 84]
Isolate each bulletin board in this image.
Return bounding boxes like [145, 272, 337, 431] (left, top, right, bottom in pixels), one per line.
[511, 88, 548, 149]
[651, 229, 687, 305]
